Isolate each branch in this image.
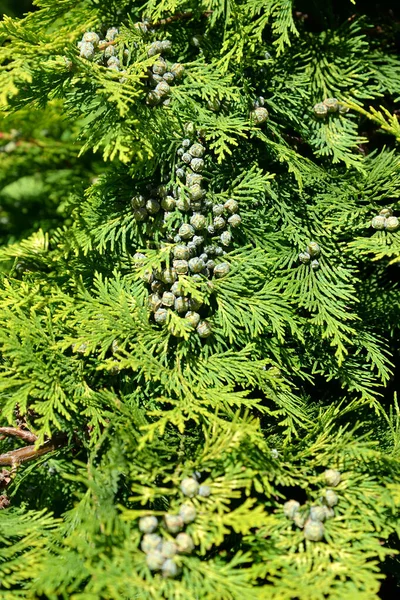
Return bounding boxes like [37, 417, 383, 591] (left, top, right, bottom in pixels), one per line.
[0, 435, 66, 467]
[0, 427, 37, 443]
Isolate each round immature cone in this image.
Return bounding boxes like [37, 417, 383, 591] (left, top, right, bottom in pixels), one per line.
[155, 81, 170, 97]
[299, 252, 311, 264]
[175, 532, 195, 554]
[189, 257, 205, 273]
[251, 107, 269, 124]
[323, 97, 339, 112]
[198, 484, 211, 497]
[150, 73, 163, 85]
[189, 297, 203, 311]
[164, 514, 184, 533]
[190, 158, 205, 172]
[157, 184, 167, 197]
[172, 245, 189, 260]
[179, 503, 197, 524]
[171, 281, 184, 297]
[147, 41, 163, 57]
[283, 499, 300, 519]
[154, 308, 168, 325]
[309, 505, 326, 522]
[186, 172, 203, 187]
[146, 549, 165, 570]
[304, 519, 324, 541]
[228, 214, 241, 228]
[107, 56, 120, 68]
[190, 213, 207, 230]
[139, 516, 158, 533]
[185, 311, 201, 329]
[338, 104, 349, 115]
[141, 533, 162, 553]
[184, 121, 195, 135]
[161, 291, 175, 307]
[182, 152, 192, 164]
[173, 260, 189, 275]
[189, 184, 205, 202]
[187, 242, 197, 257]
[313, 102, 328, 118]
[224, 198, 239, 213]
[161, 268, 177, 284]
[213, 204, 225, 216]
[163, 72, 175, 84]
[323, 506, 335, 519]
[146, 91, 162, 106]
[146, 198, 160, 214]
[141, 270, 153, 284]
[311, 259, 320, 270]
[293, 511, 307, 529]
[324, 469, 341, 487]
[379, 207, 393, 218]
[307, 241, 321, 257]
[161, 195, 176, 211]
[171, 63, 185, 78]
[206, 260, 215, 271]
[161, 540, 177, 559]
[133, 252, 146, 265]
[213, 216, 226, 229]
[148, 294, 162, 312]
[220, 231, 232, 246]
[181, 477, 199, 497]
[106, 27, 119, 41]
[152, 58, 167, 75]
[371, 215, 386, 230]
[254, 95, 265, 107]
[176, 167, 186, 180]
[197, 320, 212, 338]
[79, 41, 95, 60]
[131, 195, 145, 209]
[214, 262, 230, 278]
[104, 45, 115, 58]
[83, 31, 100, 46]
[385, 216, 399, 232]
[133, 208, 148, 222]
[175, 297, 189, 314]
[179, 224, 195, 240]
[193, 235, 204, 247]
[162, 558, 179, 578]
[189, 143, 205, 158]
[151, 280, 164, 295]
[325, 489, 339, 507]
[176, 196, 190, 212]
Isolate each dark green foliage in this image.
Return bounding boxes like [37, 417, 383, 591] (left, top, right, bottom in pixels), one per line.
[0, 1, 400, 598]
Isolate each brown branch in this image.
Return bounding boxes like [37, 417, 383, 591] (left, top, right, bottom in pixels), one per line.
[0, 427, 37, 443]
[0, 435, 67, 468]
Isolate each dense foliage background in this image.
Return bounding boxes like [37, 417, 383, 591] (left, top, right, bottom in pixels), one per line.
[1, 1, 400, 598]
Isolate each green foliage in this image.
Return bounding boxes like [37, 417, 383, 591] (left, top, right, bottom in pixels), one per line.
[0, 0, 400, 598]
